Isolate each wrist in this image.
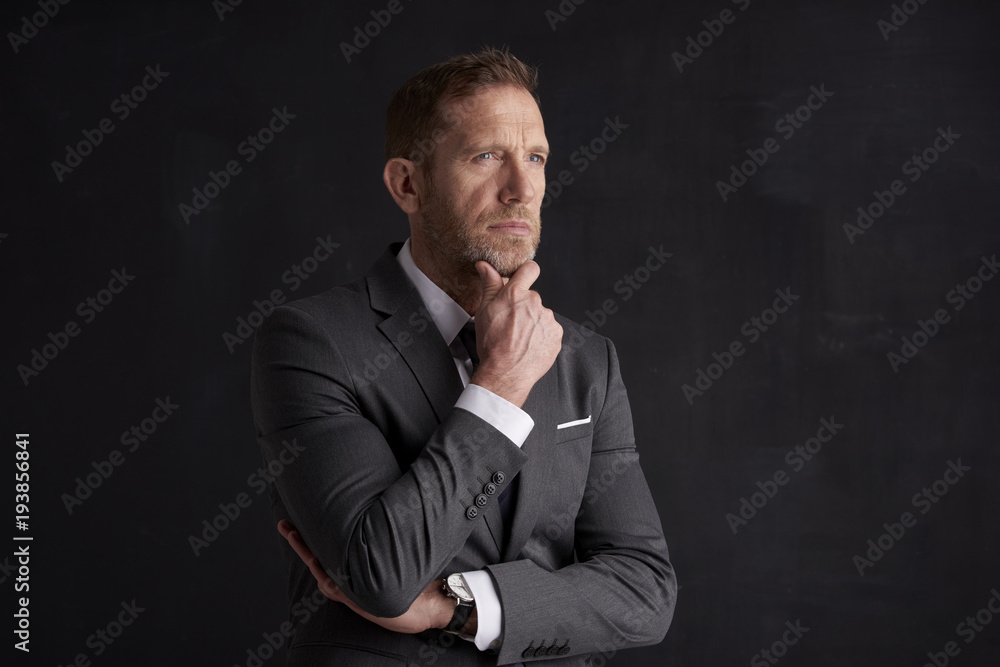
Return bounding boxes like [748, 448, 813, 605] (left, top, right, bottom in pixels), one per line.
[470, 371, 530, 408]
[436, 589, 456, 630]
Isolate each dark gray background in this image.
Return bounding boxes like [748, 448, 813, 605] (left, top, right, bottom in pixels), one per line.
[3, 0, 999, 665]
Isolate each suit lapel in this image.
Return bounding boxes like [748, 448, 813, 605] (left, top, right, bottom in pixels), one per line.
[367, 244, 464, 423]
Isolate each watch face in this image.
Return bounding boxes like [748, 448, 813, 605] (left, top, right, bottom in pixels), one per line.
[446, 573, 474, 603]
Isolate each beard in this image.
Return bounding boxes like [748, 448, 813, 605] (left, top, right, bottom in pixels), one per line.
[421, 178, 541, 278]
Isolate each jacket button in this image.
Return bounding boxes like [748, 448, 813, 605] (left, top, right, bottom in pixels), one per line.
[547, 644, 561, 655]
[465, 506, 478, 520]
[475, 494, 488, 507]
[484, 482, 497, 495]
[493, 471, 505, 485]
[521, 645, 535, 659]
[533, 644, 547, 657]
[558, 645, 570, 655]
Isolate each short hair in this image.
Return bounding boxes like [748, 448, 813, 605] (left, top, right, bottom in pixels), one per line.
[384, 46, 540, 170]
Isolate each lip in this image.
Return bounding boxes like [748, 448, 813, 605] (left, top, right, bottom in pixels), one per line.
[487, 220, 531, 236]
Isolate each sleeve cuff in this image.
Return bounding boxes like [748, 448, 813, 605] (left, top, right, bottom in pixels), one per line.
[461, 569, 503, 652]
[455, 384, 534, 447]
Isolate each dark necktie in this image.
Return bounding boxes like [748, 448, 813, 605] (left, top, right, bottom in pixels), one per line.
[457, 321, 479, 372]
[455, 321, 519, 535]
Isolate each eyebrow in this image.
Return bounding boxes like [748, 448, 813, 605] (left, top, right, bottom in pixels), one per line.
[462, 143, 550, 155]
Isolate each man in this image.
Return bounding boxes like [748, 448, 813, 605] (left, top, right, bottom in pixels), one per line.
[251, 47, 676, 666]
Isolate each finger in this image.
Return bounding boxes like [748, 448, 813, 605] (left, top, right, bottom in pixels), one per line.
[503, 260, 540, 295]
[317, 574, 344, 602]
[278, 520, 310, 561]
[281, 526, 317, 571]
[294, 534, 346, 601]
[278, 524, 342, 594]
[477, 261, 504, 304]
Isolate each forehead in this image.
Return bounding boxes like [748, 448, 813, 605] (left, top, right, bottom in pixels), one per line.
[439, 85, 546, 147]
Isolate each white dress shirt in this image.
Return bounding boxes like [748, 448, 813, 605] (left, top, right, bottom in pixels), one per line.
[396, 238, 533, 653]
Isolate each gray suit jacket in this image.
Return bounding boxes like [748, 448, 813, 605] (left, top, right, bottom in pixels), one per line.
[251, 243, 676, 666]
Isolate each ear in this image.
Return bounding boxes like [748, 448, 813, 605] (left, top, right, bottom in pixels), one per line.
[383, 158, 423, 215]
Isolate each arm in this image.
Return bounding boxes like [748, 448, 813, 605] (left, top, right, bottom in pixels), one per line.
[251, 302, 527, 618]
[251, 261, 560, 619]
[486, 338, 677, 663]
[276, 519, 459, 634]
[271, 335, 677, 659]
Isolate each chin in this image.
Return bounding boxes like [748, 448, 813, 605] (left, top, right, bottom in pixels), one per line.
[478, 246, 536, 278]
[457, 229, 539, 277]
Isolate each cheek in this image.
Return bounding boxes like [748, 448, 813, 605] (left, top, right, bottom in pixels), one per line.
[465, 182, 500, 215]
[532, 173, 546, 202]
[456, 172, 494, 203]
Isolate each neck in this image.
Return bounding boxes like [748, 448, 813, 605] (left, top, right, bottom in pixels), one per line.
[410, 237, 481, 316]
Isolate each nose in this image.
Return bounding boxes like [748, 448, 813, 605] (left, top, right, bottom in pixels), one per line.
[498, 160, 537, 205]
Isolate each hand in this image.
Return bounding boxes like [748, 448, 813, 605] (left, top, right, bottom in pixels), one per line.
[277, 520, 455, 634]
[471, 260, 563, 407]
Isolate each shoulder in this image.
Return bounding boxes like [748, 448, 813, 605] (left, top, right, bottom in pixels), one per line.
[251, 270, 387, 365]
[272, 239, 405, 335]
[554, 312, 617, 362]
[551, 312, 626, 401]
[279, 276, 371, 327]
[272, 242, 413, 334]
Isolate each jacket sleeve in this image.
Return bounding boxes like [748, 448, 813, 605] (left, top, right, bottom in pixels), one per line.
[485, 338, 677, 664]
[251, 303, 528, 618]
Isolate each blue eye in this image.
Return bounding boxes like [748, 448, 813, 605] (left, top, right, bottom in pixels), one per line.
[477, 152, 493, 160]
[529, 154, 545, 163]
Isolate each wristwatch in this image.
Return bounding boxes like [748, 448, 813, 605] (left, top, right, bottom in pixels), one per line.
[442, 573, 476, 639]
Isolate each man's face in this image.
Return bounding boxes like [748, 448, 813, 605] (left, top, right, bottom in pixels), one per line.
[418, 85, 548, 278]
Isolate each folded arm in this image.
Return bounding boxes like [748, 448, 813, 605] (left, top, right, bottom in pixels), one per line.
[487, 338, 677, 663]
[251, 303, 527, 618]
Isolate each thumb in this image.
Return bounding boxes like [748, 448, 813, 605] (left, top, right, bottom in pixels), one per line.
[477, 261, 503, 304]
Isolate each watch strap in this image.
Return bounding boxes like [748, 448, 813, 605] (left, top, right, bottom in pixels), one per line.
[447, 599, 474, 635]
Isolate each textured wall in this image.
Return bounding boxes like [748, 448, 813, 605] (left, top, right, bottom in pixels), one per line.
[3, 0, 999, 664]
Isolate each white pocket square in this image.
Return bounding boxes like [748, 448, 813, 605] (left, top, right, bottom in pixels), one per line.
[556, 415, 592, 430]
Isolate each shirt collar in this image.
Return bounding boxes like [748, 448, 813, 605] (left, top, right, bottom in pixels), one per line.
[396, 238, 471, 346]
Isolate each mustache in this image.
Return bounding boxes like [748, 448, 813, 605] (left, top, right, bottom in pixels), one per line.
[479, 204, 540, 226]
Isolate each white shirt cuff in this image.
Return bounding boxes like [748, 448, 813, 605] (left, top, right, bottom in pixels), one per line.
[455, 384, 534, 447]
[461, 569, 503, 652]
